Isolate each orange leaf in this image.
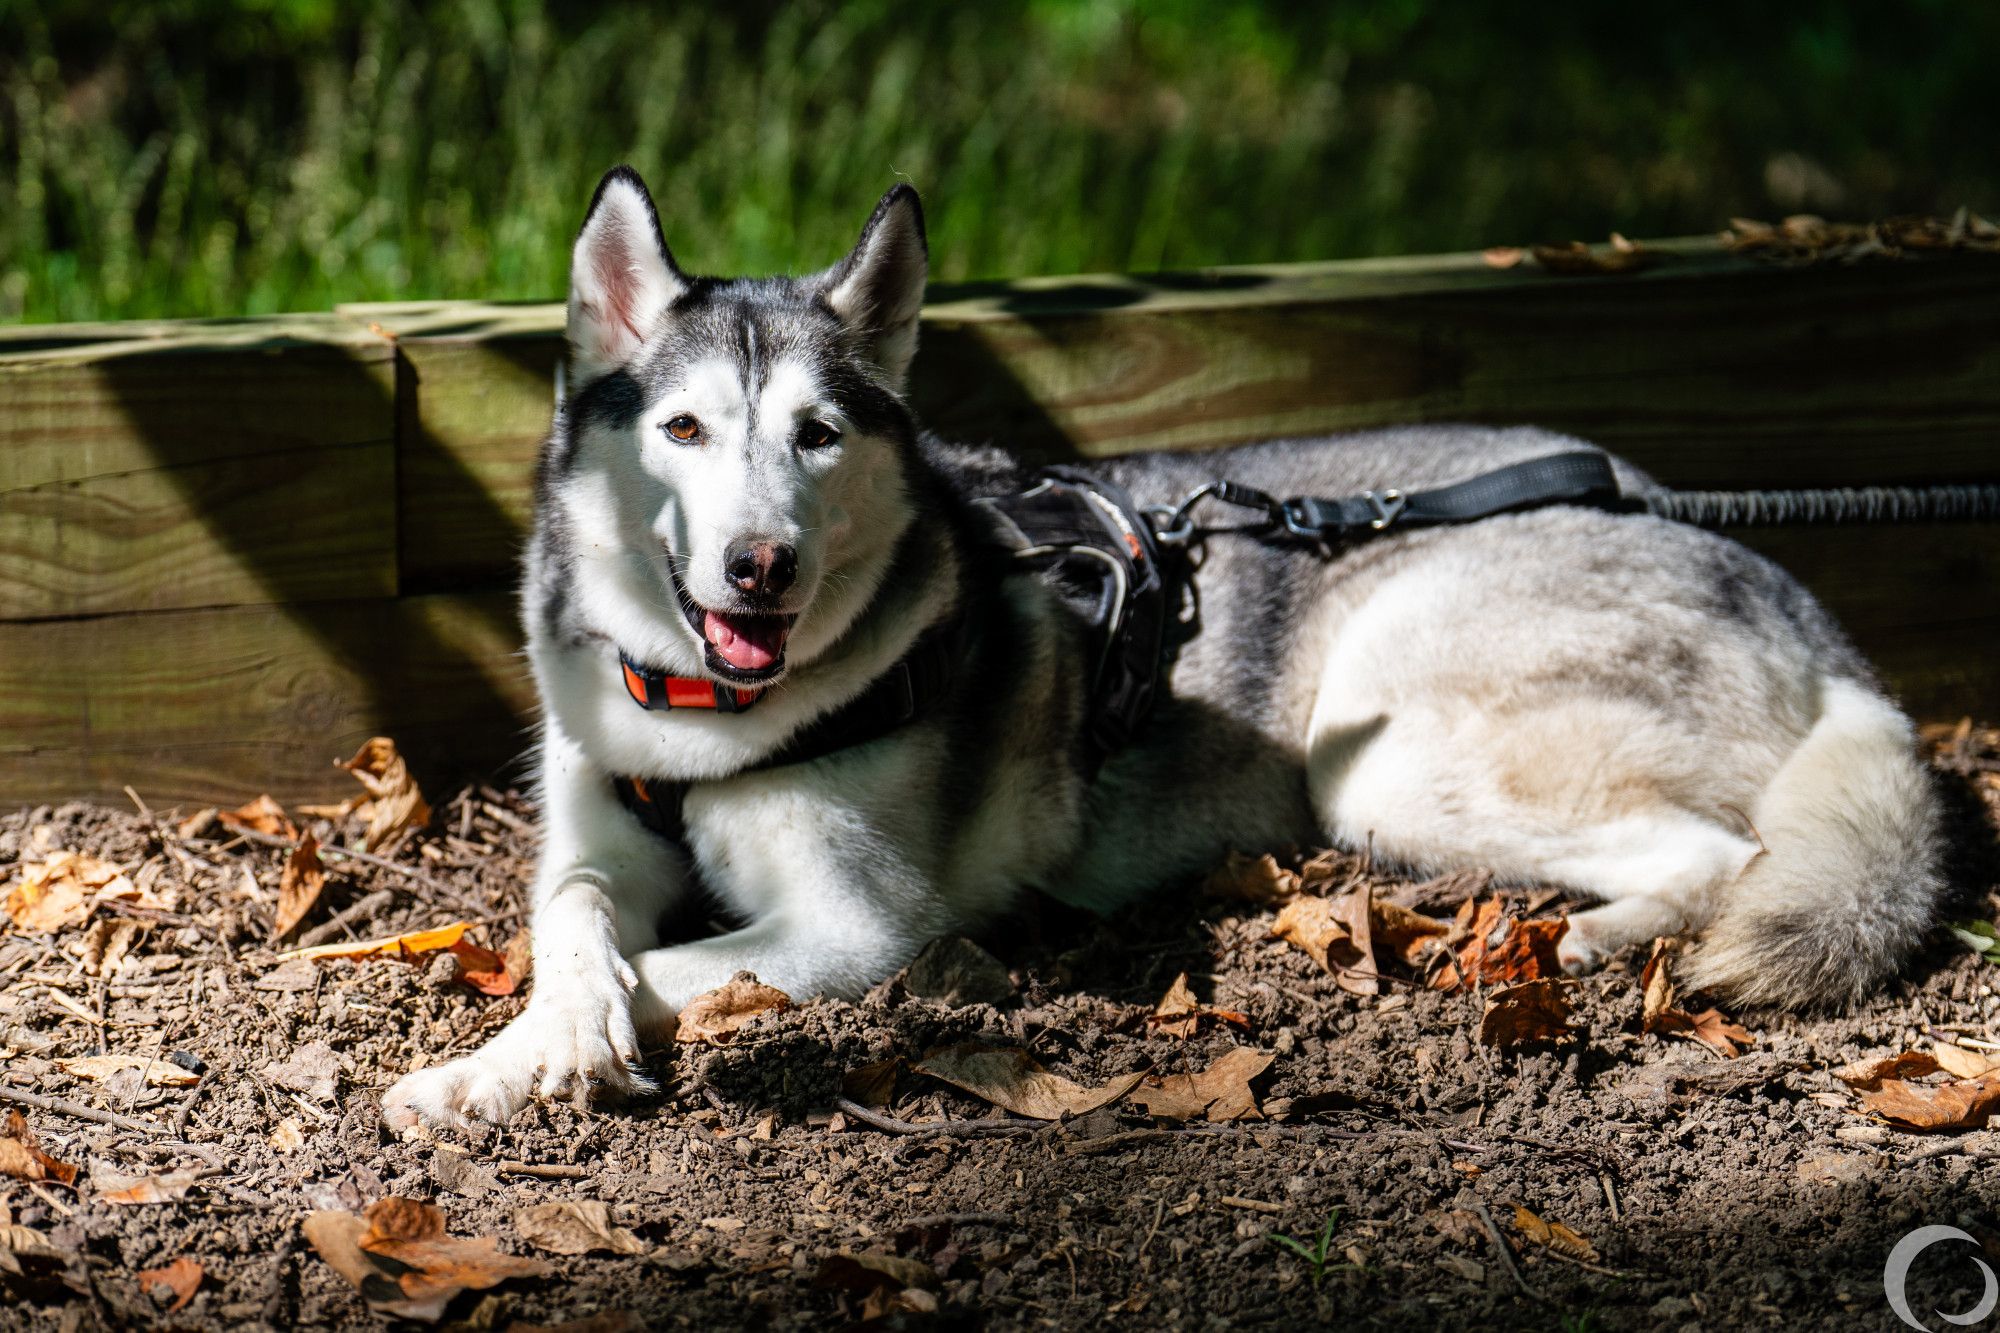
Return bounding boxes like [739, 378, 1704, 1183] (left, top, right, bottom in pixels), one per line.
[674, 973, 792, 1045]
[1146, 972, 1251, 1038]
[277, 921, 469, 963]
[1858, 1072, 2000, 1131]
[4, 851, 131, 934]
[1512, 1205, 1599, 1262]
[135, 1256, 204, 1312]
[1478, 980, 1579, 1050]
[1127, 1047, 1274, 1123]
[97, 1168, 202, 1205]
[336, 737, 432, 852]
[0, 1110, 77, 1187]
[1369, 899, 1452, 966]
[916, 1044, 1145, 1121]
[219, 794, 297, 840]
[449, 940, 516, 996]
[305, 1197, 551, 1323]
[272, 833, 326, 943]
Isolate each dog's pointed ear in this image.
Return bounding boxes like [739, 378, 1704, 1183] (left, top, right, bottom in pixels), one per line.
[817, 184, 927, 389]
[568, 166, 687, 381]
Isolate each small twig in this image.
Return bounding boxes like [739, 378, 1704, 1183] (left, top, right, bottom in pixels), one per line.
[172, 1073, 209, 1138]
[1470, 1199, 1541, 1302]
[193, 827, 481, 913]
[495, 1160, 591, 1179]
[295, 889, 396, 949]
[0, 1085, 167, 1135]
[833, 1096, 1041, 1139]
[1599, 1172, 1621, 1223]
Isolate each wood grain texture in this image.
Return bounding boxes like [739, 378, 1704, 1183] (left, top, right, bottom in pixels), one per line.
[0, 317, 397, 617]
[0, 525, 1989, 807]
[0, 593, 532, 807]
[347, 243, 2000, 590]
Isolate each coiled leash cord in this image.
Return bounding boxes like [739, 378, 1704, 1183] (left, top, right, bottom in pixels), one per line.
[1145, 451, 2000, 549]
[1647, 484, 2000, 527]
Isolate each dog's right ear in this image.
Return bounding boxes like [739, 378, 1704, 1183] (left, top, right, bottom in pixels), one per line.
[567, 166, 687, 382]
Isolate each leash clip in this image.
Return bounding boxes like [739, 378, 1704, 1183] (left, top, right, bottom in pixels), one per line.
[1146, 480, 1286, 547]
[1364, 488, 1407, 531]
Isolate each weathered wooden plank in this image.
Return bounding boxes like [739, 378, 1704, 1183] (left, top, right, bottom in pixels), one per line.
[345, 243, 2000, 591]
[0, 593, 532, 807]
[0, 522, 1989, 808]
[0, 317, 396, 618]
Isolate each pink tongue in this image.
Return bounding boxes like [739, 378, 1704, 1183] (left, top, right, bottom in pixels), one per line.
[703, 611, 789, 671]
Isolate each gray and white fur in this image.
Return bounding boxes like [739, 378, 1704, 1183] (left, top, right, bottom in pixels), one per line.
[384, 168, 1945, 1130]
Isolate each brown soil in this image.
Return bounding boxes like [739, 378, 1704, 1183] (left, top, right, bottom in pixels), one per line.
[1, 725, 1997, 1332]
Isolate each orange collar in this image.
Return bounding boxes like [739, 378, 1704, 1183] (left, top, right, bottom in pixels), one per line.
[618, 651, 761, 713]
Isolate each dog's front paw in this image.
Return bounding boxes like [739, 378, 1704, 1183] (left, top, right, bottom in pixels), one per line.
[381, 984, 652, 1131]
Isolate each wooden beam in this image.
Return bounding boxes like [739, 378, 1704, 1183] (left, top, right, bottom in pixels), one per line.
[0, 317, 397, 618]
[345, 241, 2000, 591]
[0, 593, 532, 807]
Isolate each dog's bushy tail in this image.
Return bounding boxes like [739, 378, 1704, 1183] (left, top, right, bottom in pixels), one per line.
[1685, 677, 1945, 1009]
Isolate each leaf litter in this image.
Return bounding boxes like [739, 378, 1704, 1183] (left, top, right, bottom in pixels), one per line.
[0, 721, 1994, 1325]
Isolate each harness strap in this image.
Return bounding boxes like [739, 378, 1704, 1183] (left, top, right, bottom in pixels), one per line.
[1279, 451, 1630, 542]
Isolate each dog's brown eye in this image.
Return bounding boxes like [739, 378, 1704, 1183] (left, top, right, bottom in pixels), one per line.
[664, 414, 701, 442]
[799, 420, 841, 450]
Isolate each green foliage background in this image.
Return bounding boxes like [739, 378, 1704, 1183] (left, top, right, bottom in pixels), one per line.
[2, 0, 1994, 322]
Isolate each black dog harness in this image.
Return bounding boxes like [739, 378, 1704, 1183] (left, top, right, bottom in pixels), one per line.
[611, 451, 1632, 836]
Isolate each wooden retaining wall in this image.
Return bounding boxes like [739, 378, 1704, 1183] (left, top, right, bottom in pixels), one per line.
[3, 239, 1997, 805]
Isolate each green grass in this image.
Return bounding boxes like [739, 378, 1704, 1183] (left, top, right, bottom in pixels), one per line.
[2, 0, 1995, 322]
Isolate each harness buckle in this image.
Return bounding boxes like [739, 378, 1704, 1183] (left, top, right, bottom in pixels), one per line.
[1364, 488, 1407, 531]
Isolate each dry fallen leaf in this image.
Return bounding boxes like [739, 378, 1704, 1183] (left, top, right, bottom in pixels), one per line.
[1639, 941, 1754, 1057]
[513, 1201, 646, 1257]
[1837, 1052, 2000, 1130]
[1202, 852, 1301, 905]
[272, 833, 326, 943]
[337, 737, 433, 852]
[449, 937, 517, 997]
[304, 1197, 552, 1323]
[0, 1111, 77, 1187]
[57, 1053, 200, 1088]
[95, 1168, 203, 1206]
[902, 936, 1014, 1007]
[1147, 972, 1251, 1039]
[1481, 246, 1526, 269]
[1272, 888, 1376, 994]
[1512, 1205, 1599, 1262]
[1530, 238, 1653, 275]
[1478, 980, 1580, 1050]
[278, 921, 472, 963]
[674, 973, 792, 1045]
[1370, 899, 1452, 966]
[1128, 1046, 1275, 1123]
[80, 917, 142, 977]
[219, 794, 297, 840]
[4, 852, 133, 934]
[134, 1255, 203, 1312]
[841, 1058, 904, 1108]
[1933, 1044, 2000, 1081]
[916, 1043, 1144, 1120]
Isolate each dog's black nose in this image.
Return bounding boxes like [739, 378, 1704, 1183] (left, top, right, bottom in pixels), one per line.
[725, 540, 797, 598]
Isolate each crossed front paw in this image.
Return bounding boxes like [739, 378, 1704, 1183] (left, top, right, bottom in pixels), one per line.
[380, 994, 652, 1131]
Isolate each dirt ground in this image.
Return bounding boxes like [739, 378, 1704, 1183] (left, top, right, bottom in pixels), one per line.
[2, 723, 1998, 1332]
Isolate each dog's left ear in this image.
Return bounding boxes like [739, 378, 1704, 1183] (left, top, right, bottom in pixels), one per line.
[818, 184, 928, 390]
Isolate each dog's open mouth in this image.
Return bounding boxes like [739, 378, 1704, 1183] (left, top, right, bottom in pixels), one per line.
[670, 568, 796, 682]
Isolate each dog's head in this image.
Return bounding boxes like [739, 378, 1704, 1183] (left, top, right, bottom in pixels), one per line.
[549, 166, 928, 688]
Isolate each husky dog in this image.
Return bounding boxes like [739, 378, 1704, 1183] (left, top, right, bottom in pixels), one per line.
[383, 168, 1944, 1130]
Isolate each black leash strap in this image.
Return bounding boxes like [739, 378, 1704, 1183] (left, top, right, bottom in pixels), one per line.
[1151, 451, 1630, 547]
